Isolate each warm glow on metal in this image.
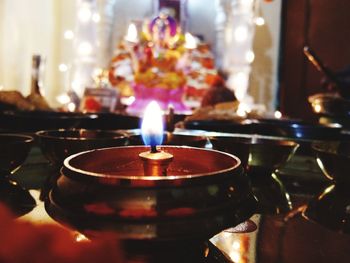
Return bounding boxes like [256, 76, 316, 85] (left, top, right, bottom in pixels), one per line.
[141, 101, 164, 147]
[75, 233, 90, 242]
[316, 158, 333, 180]
[318, 184, 335, 200]
[314, 104, 322, 113]
[184, 32, 197, 49]
[125, 23, 139, 43]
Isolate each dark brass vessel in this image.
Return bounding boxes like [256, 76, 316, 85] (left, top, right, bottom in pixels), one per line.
[210, 135, 299, 214]
[45, 146, 256, 241]
[303, 140, 350, 234]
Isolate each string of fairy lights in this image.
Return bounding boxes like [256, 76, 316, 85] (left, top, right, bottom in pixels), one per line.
[56, 0, 101, 110]
[217, 0, 268, 117]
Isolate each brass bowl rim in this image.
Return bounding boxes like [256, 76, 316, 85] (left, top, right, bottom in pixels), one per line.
[3, 109, 99, 120]
[63, 145, 242, 181]
[312, 140, 350, 158]
[0, 133, 34, 143]
[36, 128, 127, 141]
[209, 135, 299, 147]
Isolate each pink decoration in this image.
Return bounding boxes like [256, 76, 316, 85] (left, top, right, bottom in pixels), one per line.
[127, 84, 190, 115]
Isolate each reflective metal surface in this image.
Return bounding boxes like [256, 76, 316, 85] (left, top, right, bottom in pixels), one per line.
[0, 134, 34, 173]
[46, 146, 256, 240]
[210, 135, 298, 214]
[36, 129, 127, 166]
[312, 140, 350, 183]
[4, 128, 350, 262]
[309, 93, 350, 117]
[0, 134, 35, 216]
[0, 110, 141, 132]
[184, 118, 342, 140]
[303, 184, 350, 234]
[303, 140, 350, 234]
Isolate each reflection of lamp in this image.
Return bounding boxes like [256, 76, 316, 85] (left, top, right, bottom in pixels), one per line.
[216, 0, 268, 115]
[70, 0, 98, 98]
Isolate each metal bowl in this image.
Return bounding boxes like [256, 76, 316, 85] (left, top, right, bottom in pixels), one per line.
[45, 146, 256, 240]
[301, 140, 350, 234]
[250, 118, 342, 140]
[309, 93, 350, 117]
[312, 140, 350, 183]
[82, 112, 140, 130]
[36, 129, 127, 166]
[0, 134, 35, 216]
[210, 135, 299, 214]
[0, 134, 34, 173]
[184, 118, 341, 159]
[210, 135, 299, 173]
[185, 117, 342, 140]
[303, 184, 350, 234]
[251, 120, 341, 159]
[0, 110, 99, 132]
[184, 119, 252, 134]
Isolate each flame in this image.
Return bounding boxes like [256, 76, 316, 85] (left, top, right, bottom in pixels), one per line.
[125, 23, 138, 43]
[141, 101, 164, 148]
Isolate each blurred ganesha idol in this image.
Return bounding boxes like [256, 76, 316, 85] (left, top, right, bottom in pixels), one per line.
[147, 10, 178, 47]
[109, 10, 219, 114]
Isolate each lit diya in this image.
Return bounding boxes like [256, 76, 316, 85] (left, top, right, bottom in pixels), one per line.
[138, 101, 174, 176]
[45, 101, 256, 241]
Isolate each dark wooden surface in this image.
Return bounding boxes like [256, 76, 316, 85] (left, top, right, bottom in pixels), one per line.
[279, 0, 350, 120]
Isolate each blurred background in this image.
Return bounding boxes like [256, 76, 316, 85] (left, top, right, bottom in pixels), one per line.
[0, 0, 281, 111]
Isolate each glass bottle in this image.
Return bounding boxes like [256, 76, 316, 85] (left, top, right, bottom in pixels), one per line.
[27, 54, 51, 111]
[30, 54, 42, 95]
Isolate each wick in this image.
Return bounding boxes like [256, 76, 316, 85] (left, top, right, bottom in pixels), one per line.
[151, 145, 158, 153]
